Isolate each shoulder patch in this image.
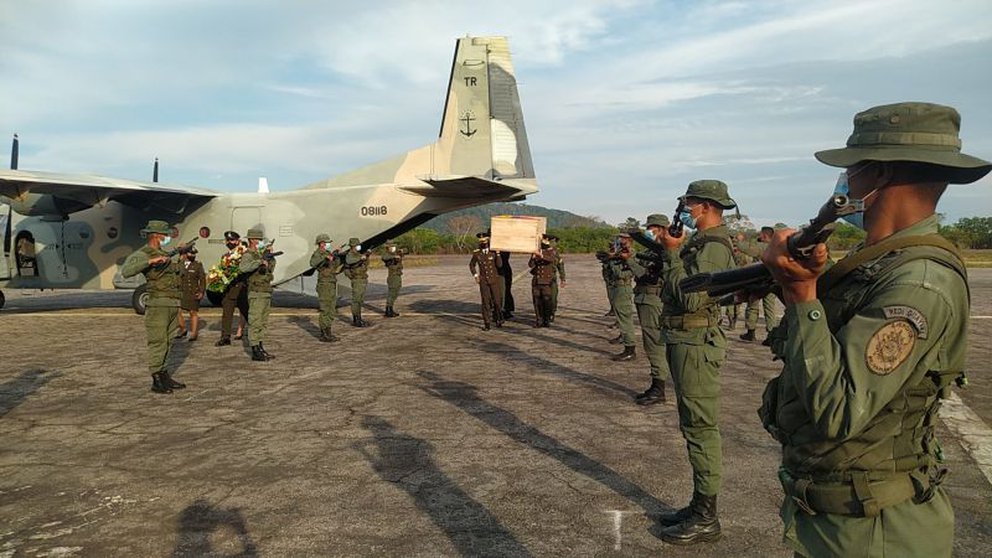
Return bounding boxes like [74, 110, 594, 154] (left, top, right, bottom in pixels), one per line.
[881, 306, 928, 339]
[865, 320, 917, 375]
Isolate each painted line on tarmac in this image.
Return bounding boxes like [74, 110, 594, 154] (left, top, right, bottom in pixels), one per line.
[941, 392, 992, 487]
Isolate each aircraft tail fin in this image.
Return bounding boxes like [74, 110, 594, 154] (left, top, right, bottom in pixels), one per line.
[435, 36, 535, 183]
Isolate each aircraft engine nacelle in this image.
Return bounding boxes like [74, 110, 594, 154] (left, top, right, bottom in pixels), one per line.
[6, 193, 91, 220]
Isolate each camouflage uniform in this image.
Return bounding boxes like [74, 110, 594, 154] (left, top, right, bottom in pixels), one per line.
[656, 180, 737, 545]
[469, 237, 503, 330]
[120, 220, 185, 393]
[381, 244, 404, 317]
[240, 228, 276, 361]
[309, 234, 342, 341]
[343, 237, 370, 327]
[761, 102, 989, 557]
[528, 243, 557, 327]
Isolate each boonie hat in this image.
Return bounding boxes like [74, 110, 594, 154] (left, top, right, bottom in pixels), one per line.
[141, 220, 171, 235]
[349, 237, 361, 246]
[815, 102, 991, 184]
[246, 228, 264, 240]
[645, 214, 670, 227]
[679, 180, 737, 209]
[315, 233, 331, 244]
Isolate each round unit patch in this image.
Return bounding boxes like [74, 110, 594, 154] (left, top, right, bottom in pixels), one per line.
[865, 320, 916, 375]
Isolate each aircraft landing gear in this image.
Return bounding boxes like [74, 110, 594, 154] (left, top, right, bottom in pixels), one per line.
[132, 284, 148, 315]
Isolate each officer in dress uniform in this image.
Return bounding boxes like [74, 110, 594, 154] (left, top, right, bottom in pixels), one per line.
[176, 247, 206, 342]
[498, 250, 515, 319]
[310, 233, 343, 342]
[239, 227, 276, 361]
[381, 242, 404, 318]
[760, 102, 989, 558]
[120, 220, 187, 394]
[216, 230, 249, 346]
[343, 238, 371, 327]
[548, 234, 566, 323]
[469, 232, 503, 330]
[528, 235, 557, 327]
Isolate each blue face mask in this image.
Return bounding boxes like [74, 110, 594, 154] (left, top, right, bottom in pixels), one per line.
[678, 208, 697, 230]
[644, 229, 655, 241]
[833, 172, 869, 230]
[161, 236, 172, 247]
[258, 240, 267, 250]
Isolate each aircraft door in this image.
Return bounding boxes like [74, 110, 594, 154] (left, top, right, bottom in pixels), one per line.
[0, 203, 11, 280]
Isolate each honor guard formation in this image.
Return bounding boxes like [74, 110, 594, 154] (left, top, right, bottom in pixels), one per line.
[117, 101, 988, 554]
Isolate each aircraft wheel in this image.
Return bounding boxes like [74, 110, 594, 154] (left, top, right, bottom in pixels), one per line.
[132, 284, 149, 315]
[206, 290, 224, 307]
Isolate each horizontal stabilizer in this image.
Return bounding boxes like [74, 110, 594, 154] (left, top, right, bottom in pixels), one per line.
[401, 176, 522, 199]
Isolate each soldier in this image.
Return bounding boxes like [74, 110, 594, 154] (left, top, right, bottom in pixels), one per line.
[216, 230, 250, 346]
[469, 232, 503, 330]
[527, 236, 557, 327]
[741, 226, 780, 344]
[342, 237, 371, 327]
[381, 242, 404, 318]
[498, 250, 515, 319]
[310, 233, 343, 342]
[654, 180, 737, 545]
[606, 233, 637, 361]
[629, 214, 671, 404]
[176, 247, 206, 342]
[120, 220, 187, 394]
[724, 232, 753, 330]
[239, 228, 276, 361]
[759, 102, 988, 558]
[548, 234, 566, 322]
[597, 245, 616, 320]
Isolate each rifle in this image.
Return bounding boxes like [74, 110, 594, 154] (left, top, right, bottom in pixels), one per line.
[164, 238, 198, 258]
[668, 200, 686, 238]
[679, 194, 855, 298]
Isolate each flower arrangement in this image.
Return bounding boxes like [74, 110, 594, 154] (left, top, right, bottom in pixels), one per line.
[206, 243, 247, 293]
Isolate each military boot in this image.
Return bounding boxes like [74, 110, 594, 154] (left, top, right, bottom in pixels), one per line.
[740, 329, 756, 342]
[320, 327, 338, 342]
[612, 345, 636, 362]
[215, 336, 231, 346]
[384, 306, 396, 318]
[353, 311, 369, 327]
[635, 378, 665, 405]
[259, 343, 275, 359]
[151, 372, 173, 394]
[163, 371, 186, 390]
[251, 345, 268, 362]
[659, 493, 721, 545]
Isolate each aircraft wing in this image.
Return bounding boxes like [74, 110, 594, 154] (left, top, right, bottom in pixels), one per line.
[0, 169, 218, 213]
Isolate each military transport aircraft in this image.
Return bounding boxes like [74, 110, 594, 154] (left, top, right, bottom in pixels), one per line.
[0, 36, 537, 313]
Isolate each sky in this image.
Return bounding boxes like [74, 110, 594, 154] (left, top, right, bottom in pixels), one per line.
[1, 0, 990, 227]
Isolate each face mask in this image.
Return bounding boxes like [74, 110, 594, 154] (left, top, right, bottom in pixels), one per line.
[161, 236, 172, 247]
[644, 229, 655, 241]
[354, 244, 361, 252]
[833, 170, 881, 230]
[679, 208, 698, 230]
[258, 241, 267, 249]
[389, 247, 396, 253]
[541, 242, 550, 248]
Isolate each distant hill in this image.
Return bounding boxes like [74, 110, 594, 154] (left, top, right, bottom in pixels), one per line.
[421, 202, 610, 233]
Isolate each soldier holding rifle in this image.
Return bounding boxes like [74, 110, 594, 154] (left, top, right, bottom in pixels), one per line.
[758, 102, 989, 557]
[310, 234, 344, 342]
[653, 180, 737, 545]
[240, 228, 277, 361]
[628, 214, 671, 405]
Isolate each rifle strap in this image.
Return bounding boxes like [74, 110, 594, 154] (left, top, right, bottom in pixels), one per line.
[817, 235, 964, 294]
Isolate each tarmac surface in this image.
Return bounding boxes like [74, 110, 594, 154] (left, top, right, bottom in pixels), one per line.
[1, 256, 990, 557]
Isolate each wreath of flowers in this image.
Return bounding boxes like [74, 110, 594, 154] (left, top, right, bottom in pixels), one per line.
[206, 243, 247, 293]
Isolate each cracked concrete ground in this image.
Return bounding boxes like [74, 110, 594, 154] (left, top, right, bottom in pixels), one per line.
[1, 257, 990, 557]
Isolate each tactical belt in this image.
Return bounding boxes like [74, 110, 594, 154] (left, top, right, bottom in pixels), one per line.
[659, 313, 719, 330]
[635, 286, 662, 295]
[780, 469, 918, 517]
